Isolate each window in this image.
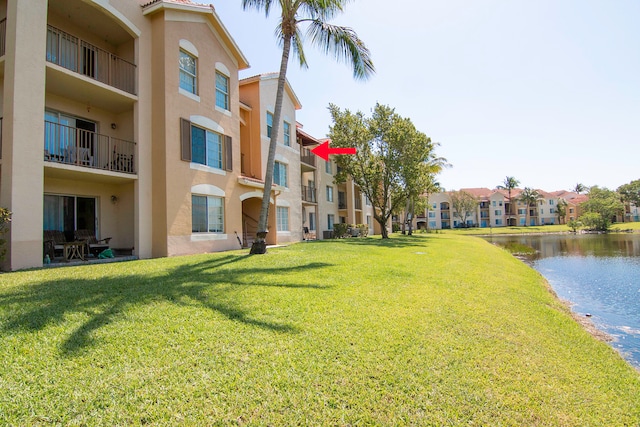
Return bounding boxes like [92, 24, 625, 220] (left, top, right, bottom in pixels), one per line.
[492, 201, 496, 207]
[274, 161, 288, 187]
[495, 219, 503, 226]
[309, 212, 316, 231]
[366, 215, 372, 228]
[215, 72, 229, 110]
[326, 186, 334, 202]
[283, 121, 291, 146]
[179, 50, 197, 94]
[180, 118, 232, 171]
[495, 210, 501, 216]
[277, 207, 289, 231]
[549, 200, 555, 206]
[550, 208, 555, 214]
[540, 209, 544, 214]
[365, 196, 372, 206]
[192, 125, 223, 169]
[192, 195, 224, 233]
[327, 214, 335, 230]
[429, 211, 436, 218]
[325, 160, 332, 174]
[499, 201, 503, 206]
[518, 208, 526, 215]
[429, 221, 437, 229]
[267, 112, 273, 138]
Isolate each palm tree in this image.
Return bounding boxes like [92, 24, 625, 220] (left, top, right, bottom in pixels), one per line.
[573, 183, 587, 194]
[242, 0, 375, 254]
[555, 198, 568, 225]
[497, 176, 519, 226]
[519, 187, 542, 226]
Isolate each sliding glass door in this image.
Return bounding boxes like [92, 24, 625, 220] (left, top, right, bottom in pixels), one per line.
[44, 195, 97, 241]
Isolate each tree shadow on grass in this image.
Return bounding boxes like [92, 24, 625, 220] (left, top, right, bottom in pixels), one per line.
[313, 234, 431, 249]
[0, 254, 333, 356]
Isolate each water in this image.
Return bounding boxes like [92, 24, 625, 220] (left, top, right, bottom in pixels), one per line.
[485, 233, 640, 369]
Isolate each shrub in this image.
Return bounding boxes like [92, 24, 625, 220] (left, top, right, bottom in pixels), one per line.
[0, 207, 12, 262]
[356, 224, 369, 237]
[332, 223, 349, 239]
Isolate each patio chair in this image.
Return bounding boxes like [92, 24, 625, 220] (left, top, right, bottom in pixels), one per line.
[43, 229, 68, 259]
[74, 229, 112, 258]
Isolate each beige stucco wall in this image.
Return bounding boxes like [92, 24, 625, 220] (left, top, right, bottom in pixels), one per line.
[152, 10, 244, 256]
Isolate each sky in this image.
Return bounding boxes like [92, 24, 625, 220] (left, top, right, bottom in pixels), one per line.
[208, 0, 639, 192]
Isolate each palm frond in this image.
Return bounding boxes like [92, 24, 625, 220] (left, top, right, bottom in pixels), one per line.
[242, 0, 273, 16]
[300, 0, 350, 21]
[307, 20, 375, 80]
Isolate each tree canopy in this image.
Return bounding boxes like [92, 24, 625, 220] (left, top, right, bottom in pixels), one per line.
[579, 186, 624, 231]
[450, 191, 477, 227]
[328, 103, 443, 238]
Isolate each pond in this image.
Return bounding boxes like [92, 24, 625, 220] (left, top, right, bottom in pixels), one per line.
[484, 233, 640, 369]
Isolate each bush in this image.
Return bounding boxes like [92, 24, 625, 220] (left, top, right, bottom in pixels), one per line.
[332, 223, 349, 239]
[0, 207, 12, 262]
[356, 224, 369, 237]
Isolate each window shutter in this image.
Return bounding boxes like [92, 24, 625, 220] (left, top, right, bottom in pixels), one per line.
[224, 135, 233, 171]
[180, 118, 192, 161]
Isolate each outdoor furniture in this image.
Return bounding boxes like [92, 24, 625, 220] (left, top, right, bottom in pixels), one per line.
[74, 229, 112, 257]
[63, 241, 86, 261]
[43, 229, 68, 259]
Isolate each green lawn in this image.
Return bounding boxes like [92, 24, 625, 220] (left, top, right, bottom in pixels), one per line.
[1, 235, 639, 425]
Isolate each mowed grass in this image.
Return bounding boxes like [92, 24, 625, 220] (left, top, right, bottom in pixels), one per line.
[1, 235, 639, 425]
[439, 221, 640, 235]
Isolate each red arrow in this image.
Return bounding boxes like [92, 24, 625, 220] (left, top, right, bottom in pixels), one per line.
[311, 140, 356, 161]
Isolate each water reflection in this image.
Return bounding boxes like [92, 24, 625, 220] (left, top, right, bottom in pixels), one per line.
[485, 233, 640, 369]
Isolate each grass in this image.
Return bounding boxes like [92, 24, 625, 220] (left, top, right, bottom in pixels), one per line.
[434, 221, 640, 235]
[1, 234, 639, 425]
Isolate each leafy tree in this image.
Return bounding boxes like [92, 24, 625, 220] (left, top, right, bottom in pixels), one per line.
[328, 103, 442, 238]
[243, 0, 374, 254]
[450, 191, 477, 228]
[567, 218, 581, 233]
[518, 187, 542, 226]
[578, 186, 624, 231]
[497, 176, 519, 226]
[617, 179, 640, 222]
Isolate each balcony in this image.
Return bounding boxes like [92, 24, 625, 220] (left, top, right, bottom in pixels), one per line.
[301, 185, 317, 203]
[44, 121, 136, 174]
[0, 18, 6, 57]
[300, 147, 316, 170]
[46, 25, 136, 95]
[354, 197, 362, 210]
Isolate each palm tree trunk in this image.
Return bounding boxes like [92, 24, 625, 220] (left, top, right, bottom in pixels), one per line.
[250, 34, 292, 254]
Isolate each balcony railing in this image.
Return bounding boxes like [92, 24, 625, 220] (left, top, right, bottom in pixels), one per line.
[0, 19, 6, 57]
[44, 121, 136, 174]
[301, 185, 317, 203]
[46, 25, 136, 95]
[354, 197, 362, 210]
[300, 147, 316, 167]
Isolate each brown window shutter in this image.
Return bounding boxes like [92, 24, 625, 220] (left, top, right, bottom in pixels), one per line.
[224, 135, 233, 171]
[180, 118, 192, 161]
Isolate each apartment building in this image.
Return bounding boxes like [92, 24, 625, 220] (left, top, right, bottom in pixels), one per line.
[420, 188, 581, 230]
[0, 0, 382, 271]
[238, 73, 303, 247]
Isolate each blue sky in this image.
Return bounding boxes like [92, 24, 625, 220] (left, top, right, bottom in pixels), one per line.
[209, 0, 639, 192]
